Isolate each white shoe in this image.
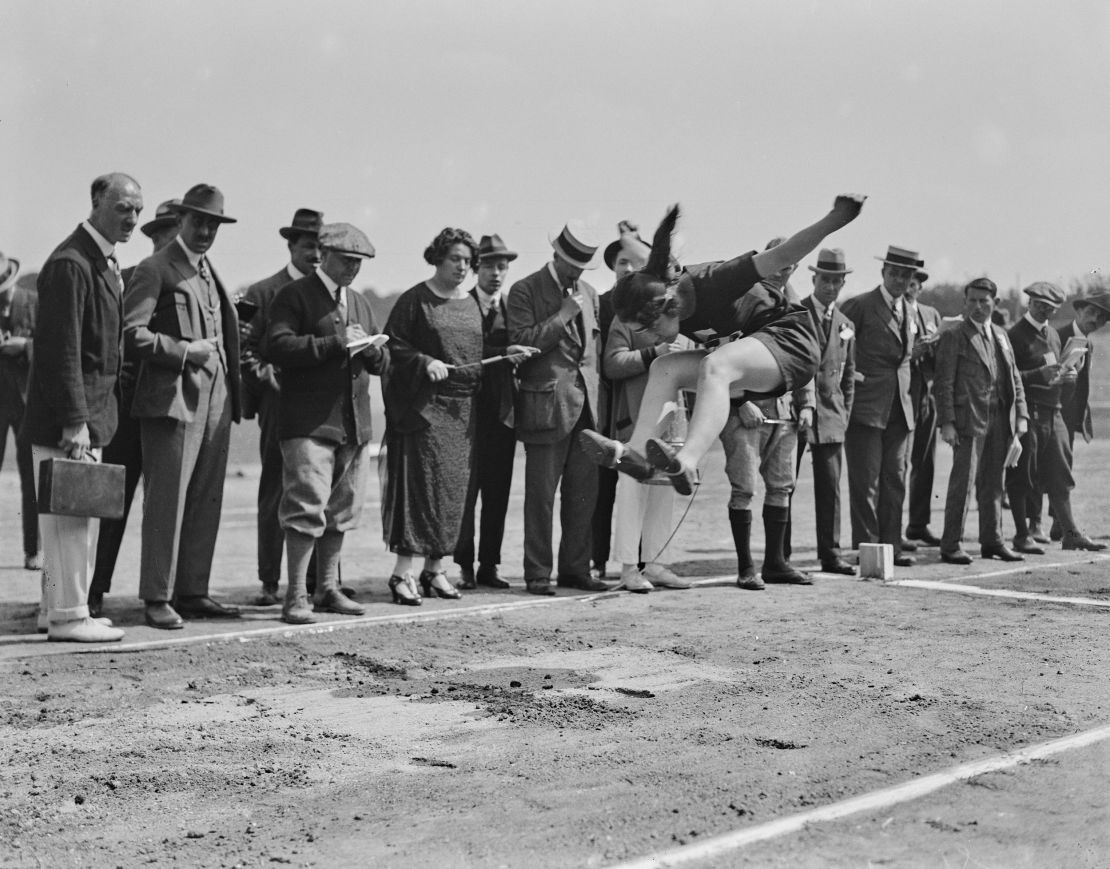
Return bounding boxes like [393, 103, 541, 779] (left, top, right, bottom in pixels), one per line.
[38, 612, 113, 633]
[617, 566, 653, 594]
[47, 617, 124, 643]
[643, 564, 692, 589]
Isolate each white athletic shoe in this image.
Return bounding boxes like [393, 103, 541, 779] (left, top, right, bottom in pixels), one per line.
[38, 612, 113, 633]
[47, 617, 123, 643]
[617, 566, 653, 594]
[643, 564, 692, 590]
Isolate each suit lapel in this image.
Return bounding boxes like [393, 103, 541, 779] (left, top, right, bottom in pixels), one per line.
[966, 321, 993, 372]
[874, 288, 902, 343]
[803, 297, 828, 353]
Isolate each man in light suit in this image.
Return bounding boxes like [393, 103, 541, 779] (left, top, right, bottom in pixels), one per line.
[241, 207, 323, 605]
[507, 222, 607, 595]
[125, 183, 243, 629]
[935, 278, 1028, 564]
[21, 172, 144, 642]
[795, 248, 856, 575]
[904, 269, 944, 547]
[839, 245, 919, 567]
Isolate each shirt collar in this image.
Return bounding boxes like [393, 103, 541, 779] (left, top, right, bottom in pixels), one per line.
[315, 266, 345, 305]
[878, 284, 902, 312]
[175, 236, 203, 269]
[811, 297, 828, 318]
[286, 262, 305, 282]
[475, 286, 500, 310]
[1023, 311, 1047, 331]
[81, 220, 115, 259]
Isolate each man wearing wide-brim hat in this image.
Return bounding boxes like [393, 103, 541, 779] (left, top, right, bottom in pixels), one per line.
[125, 182, 245, 629]
[839, 244, 922, 567]
[1005, 282, 1106, 553]
[506, 220, 610, 595]
[240, 207, 324, 606]
[264, 222, 389, 624]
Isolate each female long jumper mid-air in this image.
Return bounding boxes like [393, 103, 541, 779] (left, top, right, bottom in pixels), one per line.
[579, 194, 866, 494]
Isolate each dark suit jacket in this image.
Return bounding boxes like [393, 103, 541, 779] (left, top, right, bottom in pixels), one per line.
[21, 225, 123, 448]
[241, 265, 294, 418]
[507, 265, 600, 445]
[125, 240, 242, 424]
[909, 300, 942, 417]
[1008, 317, 1063, 411]
[1057, 321, 1093, 442]
[472, 288, 515, 428]
[935, 319, 1027, 437]
[839, 287, 914, 430]
[0, 284, 38, 405]
[264, 274, 388, 445]
[801, 297, 855, 444]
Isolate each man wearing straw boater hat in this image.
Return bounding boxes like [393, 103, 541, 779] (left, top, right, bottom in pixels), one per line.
[507, 221, 609, 595]
[126, 183, 244, 629]
[791, 247, 857, 576]
[0, 250, 41, 573]
[240, 207, 324, 606]
[90, 198, 180, 617]
[264, 222, 388, 624]
[839, 244, 920, 567]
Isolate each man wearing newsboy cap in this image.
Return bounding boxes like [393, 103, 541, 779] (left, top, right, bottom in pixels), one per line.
[263, 223, 389, 624]
[125, 183, 244, 629]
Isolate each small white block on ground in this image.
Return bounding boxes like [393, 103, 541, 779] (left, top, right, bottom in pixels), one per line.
[859, 543, 894, 580]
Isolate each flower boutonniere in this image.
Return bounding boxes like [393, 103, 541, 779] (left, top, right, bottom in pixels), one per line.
[839, 324, 854, 342]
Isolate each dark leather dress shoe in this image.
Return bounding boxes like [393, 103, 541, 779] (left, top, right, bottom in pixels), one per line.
[981, 544, 1023, 562]
[576, 431, 654, 482]
[340, 586, 357, 599]
[556, 574, 612, 592]
[1012, 535, 1045, 555]
[314, 588, 366, 616]
[88, 590, 105, 619]
[820, 557, 856, 576]
[905, 527, 941, 546]
[940, 549, 973, 565]
[761, 565, 814, 585]
[476, 564, 510, 589]
[893, 554, 916, 567]
[525, 579, 556, 596]
[899, 538, 918, 553]
[145, 602, 184, 630]
[456, 566, 478, 590]
[173, 596, 241, 619]
[1062, 531, 1108, 552]
[1027, 524, 1051, 545]
[644, 438, 695, 496]
[254, 584, 281, 606]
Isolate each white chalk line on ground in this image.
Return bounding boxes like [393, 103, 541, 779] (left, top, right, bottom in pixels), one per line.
[607, 721, 1110, 869]
[891, 579, 1110, 608]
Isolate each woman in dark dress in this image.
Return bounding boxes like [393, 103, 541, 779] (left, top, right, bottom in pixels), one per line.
[579, 194, 866, 494]
[381, 228, 484, 604]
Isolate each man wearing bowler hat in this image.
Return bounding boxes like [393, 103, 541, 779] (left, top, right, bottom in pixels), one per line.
[839, 245, 920, 567]
[453, 234, 535, 589]
[507, 221, 608, 595]
[794, 248, 857, 575]
[1006, 282, 1105, 554]
[240, 207, 324, 605]
[264, 223, 388, 624]
[126, 183, 244, 629]
[90, 198, 181, 616]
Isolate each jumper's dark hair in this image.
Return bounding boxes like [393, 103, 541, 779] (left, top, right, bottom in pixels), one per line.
[423, 227, 478, 266]
[964, 276, 998, 298]
[612, 204, 681, 328]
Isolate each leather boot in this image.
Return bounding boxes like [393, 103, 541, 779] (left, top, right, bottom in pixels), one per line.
[1052, 498, 1108, 551]
[283, 530, 317, 625]
[1010, 496, 1044, 554]
[313, 531, 365, 615]
[761, 505, 813, 585]
[729, 509, 764, 590]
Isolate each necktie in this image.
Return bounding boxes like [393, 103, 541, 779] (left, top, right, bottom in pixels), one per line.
[891, 298, 903, 327]
[107, 253, 123, 293]
[335, 286, 347, 323]
[483, 301, 497, 334]
[983, 326, 996, 379]
[821, 309, 832, 340]
[567, 282, 584, 345]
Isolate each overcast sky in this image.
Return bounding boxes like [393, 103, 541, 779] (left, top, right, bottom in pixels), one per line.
[4, 0, 1110, 298]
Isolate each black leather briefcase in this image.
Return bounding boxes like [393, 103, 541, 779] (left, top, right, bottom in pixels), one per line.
[37, 458, 126, 519]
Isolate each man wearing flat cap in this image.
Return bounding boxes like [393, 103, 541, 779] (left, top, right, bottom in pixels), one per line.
[264, 222, 388, 624]
[126, 183, 244, 629]
[1006, 282, 1105, 553]
[90, 198, 180, 616]
[240, 207, 324, 605]
[935, 278, 1027, 564]
[453, 234, 530, 589]
[507, 221, 607, 595]
[840, 245, 920, 567]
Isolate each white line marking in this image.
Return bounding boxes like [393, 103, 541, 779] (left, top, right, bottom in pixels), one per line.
[607, 722, 1110, 869]
[891, 579, 1110, 608]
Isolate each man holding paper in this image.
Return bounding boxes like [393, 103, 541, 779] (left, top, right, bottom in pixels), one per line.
[264, 223, 388, 624]
[935, 278, 1027, 564]
[1006, 282, 1105, 553]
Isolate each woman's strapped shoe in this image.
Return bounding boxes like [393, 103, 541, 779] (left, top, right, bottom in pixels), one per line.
[644, 438, 695, 496]
[420, 569, 462, 600]
[577, 430, 654, 482]
[388, 573, 422, 606]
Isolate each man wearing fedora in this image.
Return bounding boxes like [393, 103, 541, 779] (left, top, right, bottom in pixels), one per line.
[89, 198, 180, 616]
[903, 268, 944, 548]
[22, 172, 144, 642]
[125, 183, 243, 629]
[264, 223, 388, 624]
[839, 245, 919, 567]
[935, 278, 1027, 564]
[1006, 282, 1105, 553]
[794, 248, 856, 575]
[241, 207, 324, 606]
[507, 221, 608, 595]
[0, 250, 41, 572]
[453, 234, 532, 590]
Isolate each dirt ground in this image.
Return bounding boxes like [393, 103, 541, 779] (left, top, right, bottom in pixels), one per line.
[2, 436, 1110, 868]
